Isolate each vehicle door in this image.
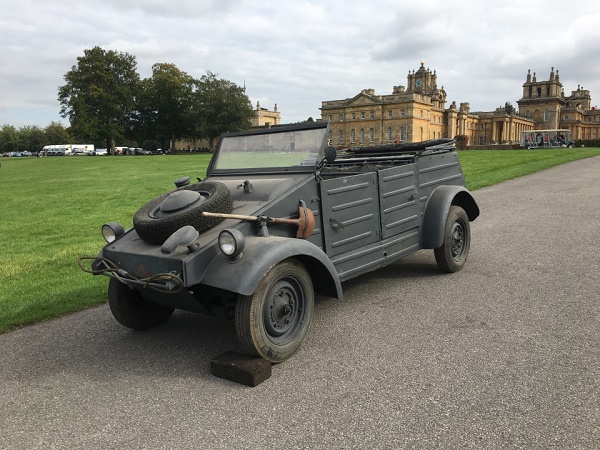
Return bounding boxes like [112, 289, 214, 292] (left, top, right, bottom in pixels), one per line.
[320, 173, 380, 257]
[377, 164, 420, 239]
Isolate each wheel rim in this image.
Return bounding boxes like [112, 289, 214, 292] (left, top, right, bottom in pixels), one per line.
[450, 219, 467, 260]
[263, 277, 306, 344]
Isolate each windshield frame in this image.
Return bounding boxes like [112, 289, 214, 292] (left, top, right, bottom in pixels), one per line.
[207, 122, 330, 175]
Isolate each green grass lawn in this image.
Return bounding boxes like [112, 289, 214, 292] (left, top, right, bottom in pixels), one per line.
[1, 148, 599, 333]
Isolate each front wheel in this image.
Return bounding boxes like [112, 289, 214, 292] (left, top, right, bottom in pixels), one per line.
[108, 278, 174, 330]
[235, 259, 314, 363]
[434, 206, 471, 273]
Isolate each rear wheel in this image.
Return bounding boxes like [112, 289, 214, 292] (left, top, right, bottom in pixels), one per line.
[434, 206, 471, 273]
[235, 259, 314, 363]
[108, 278, 174, 330]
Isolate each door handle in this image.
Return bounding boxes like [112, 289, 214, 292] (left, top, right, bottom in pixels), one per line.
[330, 218, 345, 230]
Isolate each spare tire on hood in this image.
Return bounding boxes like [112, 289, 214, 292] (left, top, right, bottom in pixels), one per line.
[133, 181, 232, 244]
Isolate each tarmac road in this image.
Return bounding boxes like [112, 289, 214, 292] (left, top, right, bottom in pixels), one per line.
[1, 156, 599, 449]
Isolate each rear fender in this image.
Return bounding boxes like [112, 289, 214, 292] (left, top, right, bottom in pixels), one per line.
[421, 186, 479, 249]
[198, 236, 343, 299]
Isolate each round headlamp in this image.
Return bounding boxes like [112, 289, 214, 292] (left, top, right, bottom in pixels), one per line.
[102, 222, 125, 243]
[218, 229, 245, 260]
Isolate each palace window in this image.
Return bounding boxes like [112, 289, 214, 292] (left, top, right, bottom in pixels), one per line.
[400, 110, 405, 117]
[339, 130, 343, 144]
[387, 127, 393, 141]
[352, 112, 356, 120]
[361, 111, 366, 119]
[328, 115, 332, 122]
[400, 126, 406, 141]
[351, 129, 356, 143]
[360, 128, 365, 144]
[370, 128, 375, 143]
[564, 115, 568, 121]
[370, 111, 375, 119]
[339, 113, 344, 121]
[328, 131, 333, 144]
[388, 110, 393, 118]
[544, 110, 550, 121]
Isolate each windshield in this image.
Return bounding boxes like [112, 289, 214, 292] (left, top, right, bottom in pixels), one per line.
[212, 126, 328, 171]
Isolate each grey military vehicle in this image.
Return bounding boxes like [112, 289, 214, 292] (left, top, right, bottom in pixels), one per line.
[81, 121, 479, 363]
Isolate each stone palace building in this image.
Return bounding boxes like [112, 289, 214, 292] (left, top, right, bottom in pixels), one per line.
[320, 62, 600, 146]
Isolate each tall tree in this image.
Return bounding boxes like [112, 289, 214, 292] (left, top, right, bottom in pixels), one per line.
[0, 124, 19, 153]
[43, 122, 72, 145]
[58, 46, 140, 154]
[193, 72, 254, 149]
[137, 63, 195, 152]
[17, 125, 45, 152]
[504, 102, 515, 115]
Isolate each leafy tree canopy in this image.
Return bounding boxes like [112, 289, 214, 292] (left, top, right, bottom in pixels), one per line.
[58, 46, 140, 153]
[137, 63, 196, 151]
[193, 71, 254, 149]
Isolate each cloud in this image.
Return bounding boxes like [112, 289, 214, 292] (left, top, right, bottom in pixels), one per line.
[1, 0, 600, 126]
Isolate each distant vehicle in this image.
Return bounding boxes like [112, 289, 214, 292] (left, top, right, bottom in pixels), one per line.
[43, 144, 95, 156]
[520, 130, 575, 149]
[90, 148, 108, 156]
[21, 151, 32, 157]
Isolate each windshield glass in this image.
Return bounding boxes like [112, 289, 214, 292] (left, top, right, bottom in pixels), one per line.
[212, 127, 327, 170]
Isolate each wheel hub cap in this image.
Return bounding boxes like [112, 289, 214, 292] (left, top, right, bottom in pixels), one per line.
[159, 190, 203, 212]
[264, 281, 303, 339]
[451, 222, 465, 258]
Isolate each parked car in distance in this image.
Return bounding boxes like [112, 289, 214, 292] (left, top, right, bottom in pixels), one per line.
[90, 148, 108, 156]
[81, 122, 479, 364]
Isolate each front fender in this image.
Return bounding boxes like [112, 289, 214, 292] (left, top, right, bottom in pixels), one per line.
[421, 185, 479, 249]
[198, 236, 343, 299]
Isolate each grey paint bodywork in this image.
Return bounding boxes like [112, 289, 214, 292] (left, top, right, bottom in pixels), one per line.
[94, 122, 478, 316]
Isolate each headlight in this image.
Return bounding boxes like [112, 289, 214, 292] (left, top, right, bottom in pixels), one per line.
[102, 222, 125, 243]
[218, 229, 245, 260]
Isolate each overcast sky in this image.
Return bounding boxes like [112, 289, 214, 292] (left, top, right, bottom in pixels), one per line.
[2, 0, 600, 128]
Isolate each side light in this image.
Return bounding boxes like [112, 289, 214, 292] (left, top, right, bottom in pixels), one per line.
[102, 222, 125, 243]
[218, 229, 245, 260]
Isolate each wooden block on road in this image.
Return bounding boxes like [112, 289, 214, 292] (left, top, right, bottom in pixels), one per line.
[210, 351, 272, 387]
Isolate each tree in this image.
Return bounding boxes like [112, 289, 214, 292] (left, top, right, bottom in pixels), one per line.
[44, 122, 72, 145]
[17, 125, 45, 152]
[0, 124, 19, 152]
[193, 72, 254, 149]
[504, 102, 515, 115]
[455, 134, 469, 150]
[137, 63, 195, 152]
[58, 46, 140, 154]
[0, 124, 19, 153]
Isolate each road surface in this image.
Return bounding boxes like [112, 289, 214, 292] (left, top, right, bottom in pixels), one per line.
[1, 156, 599, 449]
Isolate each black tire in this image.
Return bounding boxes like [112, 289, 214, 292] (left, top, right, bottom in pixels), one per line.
[133, 181, 232, 244]
[107, 278, 174, 330]
[434, 205, 471, 273]
[235, 259, 314, 363]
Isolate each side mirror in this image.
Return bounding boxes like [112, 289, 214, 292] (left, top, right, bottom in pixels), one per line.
[324, 146, 337, 164]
